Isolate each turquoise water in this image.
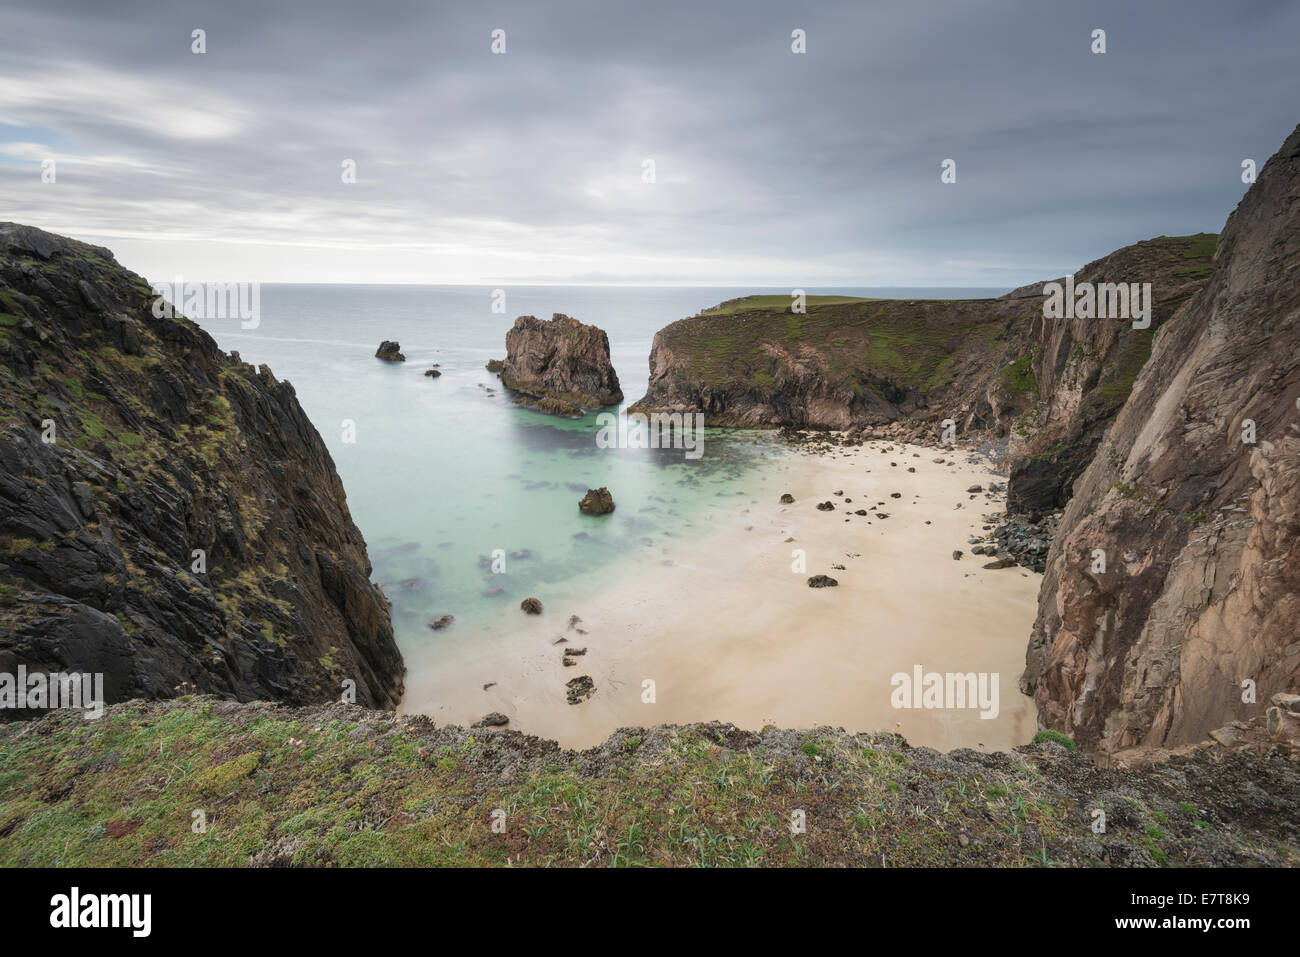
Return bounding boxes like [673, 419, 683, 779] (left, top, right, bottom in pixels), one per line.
[189, 285, 1002, 665]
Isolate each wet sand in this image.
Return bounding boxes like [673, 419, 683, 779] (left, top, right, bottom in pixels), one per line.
[400, 439, 1042, 751]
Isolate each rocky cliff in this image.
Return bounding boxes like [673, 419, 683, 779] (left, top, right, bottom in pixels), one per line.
[629, 240, 1213, 516]
[1022, 123, 1300, 757]
[494, 313, 623, 416]
[0, 224, 404, 711]
[1005, 234, 1216, 517]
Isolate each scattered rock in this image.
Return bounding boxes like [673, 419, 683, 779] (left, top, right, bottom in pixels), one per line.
[521, 597, 543, 614]
[579, 487, 615, 515]
[428, 614, 455, 630]
[565, 675, 596, 705]
[952, 550, 963, 560]
[779, 493, 795, 504]
[816, 501, 835, 511]
[807, 575, 839, 588]
[473, 712, 509, 728]
[424, 368, 441, 378]
[375, 340, 405, 362]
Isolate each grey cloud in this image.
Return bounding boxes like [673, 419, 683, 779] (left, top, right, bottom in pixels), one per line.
[0, 0, 1297, 284]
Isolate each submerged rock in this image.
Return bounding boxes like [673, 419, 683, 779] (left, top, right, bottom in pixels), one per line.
[428, 615, 455, 630]
[578, 487, 615, 515]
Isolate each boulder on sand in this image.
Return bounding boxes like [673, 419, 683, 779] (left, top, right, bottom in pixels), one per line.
[521, 597, 543, 614]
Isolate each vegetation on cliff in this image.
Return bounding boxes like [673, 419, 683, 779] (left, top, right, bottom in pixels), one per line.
[1, 698, 1295, 867]
[0, 224, 403, 710]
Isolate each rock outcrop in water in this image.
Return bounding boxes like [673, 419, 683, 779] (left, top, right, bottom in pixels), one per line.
[495, 314, 622, 416]
[1022, 123, 1300, 758]
[0, 224, 404, 711]
[375, 340, 405, 362]
[578, 487, 614, 515]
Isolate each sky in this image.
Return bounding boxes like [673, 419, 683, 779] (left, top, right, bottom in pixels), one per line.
[0, 0, 1297, 287]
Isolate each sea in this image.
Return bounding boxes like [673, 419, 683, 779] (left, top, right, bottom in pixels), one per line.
[188, 285, 1005, 697]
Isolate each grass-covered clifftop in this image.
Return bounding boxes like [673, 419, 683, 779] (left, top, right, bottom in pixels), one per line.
[633, 293, 1023, 428]
[1, 697, 1294, 867]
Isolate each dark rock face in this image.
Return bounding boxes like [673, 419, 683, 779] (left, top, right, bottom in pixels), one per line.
[578, 487, 614, 515]
[495, 314, 622, 415]
[1004, 234, 1216, 517]
[0, 224, 404, 712]
[1023, 123, 1300, 757]
[375, 341, 405, 362]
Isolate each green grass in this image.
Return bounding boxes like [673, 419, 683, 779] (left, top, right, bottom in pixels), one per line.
[2, 699, 1290, 868]
[1178, 233, 1217, 259]
[701, 294, 873, 316]
[999, 351, 1036, 394]
[1031, 729, 1076, 751]
[0, 703, 1085, 868]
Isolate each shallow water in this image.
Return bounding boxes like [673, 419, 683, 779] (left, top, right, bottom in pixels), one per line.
[191, 283, 1010, 727]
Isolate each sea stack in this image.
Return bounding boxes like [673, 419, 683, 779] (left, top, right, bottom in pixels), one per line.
[494, 314, 622, 416]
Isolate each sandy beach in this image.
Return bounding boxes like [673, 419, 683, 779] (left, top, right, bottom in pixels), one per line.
[401, 438, 1042, 751]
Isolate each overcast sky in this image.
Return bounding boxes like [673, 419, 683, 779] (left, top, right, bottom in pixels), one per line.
[0, 0, 1297, 286]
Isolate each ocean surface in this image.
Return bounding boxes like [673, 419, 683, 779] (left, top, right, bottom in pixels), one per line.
[188, 285, 1007, 698]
